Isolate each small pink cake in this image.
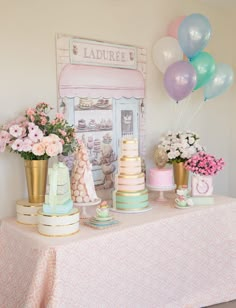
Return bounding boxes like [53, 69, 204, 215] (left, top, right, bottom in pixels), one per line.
[149, 167, 174, 188]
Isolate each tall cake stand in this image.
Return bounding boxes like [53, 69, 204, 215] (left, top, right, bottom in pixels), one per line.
[74, 198, 101, 219]
[146, 184, 176, 202]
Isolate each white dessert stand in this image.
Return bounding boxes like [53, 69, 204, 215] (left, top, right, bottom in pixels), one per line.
[74, 198, 101, 219]
[146, 184, 176, 203]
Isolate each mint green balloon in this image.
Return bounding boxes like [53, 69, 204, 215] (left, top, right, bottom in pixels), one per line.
[190, 52, 216, 90]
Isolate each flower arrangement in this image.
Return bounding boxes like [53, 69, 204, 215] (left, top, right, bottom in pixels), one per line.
[184, 152, 225, 176]
[159, 131, 204, 163]
[0, 102, 79, 160]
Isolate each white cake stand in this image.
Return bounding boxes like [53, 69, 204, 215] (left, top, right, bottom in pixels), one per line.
[146, 184, 176, 203]
[74, 198, 101, 219]
[110, 205, 152, 214]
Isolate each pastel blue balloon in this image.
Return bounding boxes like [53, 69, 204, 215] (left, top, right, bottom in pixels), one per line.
[178, 13, 212, 59]
[204, 63, 234, 101]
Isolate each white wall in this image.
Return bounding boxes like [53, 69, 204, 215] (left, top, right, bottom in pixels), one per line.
[0, 0, 235, 219]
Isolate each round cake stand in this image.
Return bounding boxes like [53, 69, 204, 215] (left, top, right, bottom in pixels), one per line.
[74, 198, 101, 219]
[146, 184, 176, 203]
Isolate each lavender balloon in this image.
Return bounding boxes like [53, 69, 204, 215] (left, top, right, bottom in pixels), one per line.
[164, 61, 197, 102]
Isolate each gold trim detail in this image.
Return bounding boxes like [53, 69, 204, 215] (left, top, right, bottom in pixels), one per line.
[16, 212, 38, 217]
[16, 220, 37, 226]
[118, 173, 144, 179]
[38, 230, 80, 237]
[116, 200, 148, 204]
[116, 205, 149, 211]
[40, 221, 79, 227]
[116, 189, 148, 196]
[16, 199, 43, 207]
[120, 157, 140, 161]
[122, 139, 137, 144]
[38, 208, 79, 217]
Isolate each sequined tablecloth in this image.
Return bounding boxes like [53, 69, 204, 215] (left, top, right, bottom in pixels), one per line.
[0, 195, 235, 308]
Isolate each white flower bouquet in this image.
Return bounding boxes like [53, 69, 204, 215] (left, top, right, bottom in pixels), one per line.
[159, 131, 204, 164]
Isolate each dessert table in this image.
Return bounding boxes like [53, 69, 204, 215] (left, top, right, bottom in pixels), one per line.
[0, 194, 235, 308]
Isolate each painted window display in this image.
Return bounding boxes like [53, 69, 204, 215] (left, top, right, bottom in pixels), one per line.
[56, 34, 146, 199]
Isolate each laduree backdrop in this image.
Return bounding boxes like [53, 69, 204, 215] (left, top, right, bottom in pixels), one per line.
[0, 0, 235, 219]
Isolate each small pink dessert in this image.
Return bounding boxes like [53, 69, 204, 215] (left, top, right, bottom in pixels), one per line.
[149, 167, 174, 188]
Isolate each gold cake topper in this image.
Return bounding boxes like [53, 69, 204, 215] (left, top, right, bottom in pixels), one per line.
[154, 145, 168, 168]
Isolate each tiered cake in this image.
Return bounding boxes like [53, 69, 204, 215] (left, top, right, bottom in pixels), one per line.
[113, 138, 149, 211]
[37, 162, 80, 237]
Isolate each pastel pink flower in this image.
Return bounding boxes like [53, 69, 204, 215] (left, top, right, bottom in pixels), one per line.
[40, 117, 47, 125]
[0, 130, 10, 143]
[58, 129, 66, 136]
[56, 113, 64, 120]
[46, 143, 61, 157]
[28, 128, 43, 142]
[11, 139, 23, 151]
[48, 134, 60, 143]
[32, 142, 45, 156]
[0, 141, 7, 153]
[9, 125, 23, 138]
[28, 122, 36, 132]
[26, 108, 35, 116]
[21, 138, 33, 152]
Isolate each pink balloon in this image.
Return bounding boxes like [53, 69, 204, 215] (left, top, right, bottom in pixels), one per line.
[167, 16, 186, 39]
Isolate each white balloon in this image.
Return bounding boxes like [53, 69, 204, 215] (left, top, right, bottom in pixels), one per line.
[152, 36, 183, 74]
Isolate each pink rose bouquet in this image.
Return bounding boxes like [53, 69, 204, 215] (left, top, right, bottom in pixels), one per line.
[0, 102, 78, 160]
[184, 152, 225, 176]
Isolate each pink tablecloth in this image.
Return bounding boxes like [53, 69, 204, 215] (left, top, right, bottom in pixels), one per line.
[0, 195, 236, 308]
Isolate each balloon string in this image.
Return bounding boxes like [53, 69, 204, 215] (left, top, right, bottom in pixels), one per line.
[185, 99, 205, 129]
[171, 99, 178, 130]
[175, 94, 192, 131]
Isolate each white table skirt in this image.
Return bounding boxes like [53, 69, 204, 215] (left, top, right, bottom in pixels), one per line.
[0, 194, 235, 308]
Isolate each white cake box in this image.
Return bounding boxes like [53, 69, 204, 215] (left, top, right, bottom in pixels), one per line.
[37, 208, 80, 237]
[16, 199, 42, 225]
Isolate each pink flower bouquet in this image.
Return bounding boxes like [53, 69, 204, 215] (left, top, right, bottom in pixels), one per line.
[0, 102, 78, 160]
[184, 151, 225, 176]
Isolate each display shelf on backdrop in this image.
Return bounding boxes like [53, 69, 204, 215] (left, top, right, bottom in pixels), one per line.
[74, 198, 101, 219]
[146, 183, 176, 202]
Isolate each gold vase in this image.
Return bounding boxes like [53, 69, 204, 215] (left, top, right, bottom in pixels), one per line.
[24, 160, 48, 203]
[173, 162, 189, 189]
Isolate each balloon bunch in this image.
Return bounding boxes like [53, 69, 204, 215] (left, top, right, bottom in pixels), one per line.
[153, 13, 234, 102]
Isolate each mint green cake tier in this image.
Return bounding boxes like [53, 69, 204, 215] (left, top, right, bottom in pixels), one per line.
[116, 189, 149, 210]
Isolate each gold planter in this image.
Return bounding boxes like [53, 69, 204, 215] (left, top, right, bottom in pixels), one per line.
[173, 162, 189, 189]
[24, 160, 48, 203]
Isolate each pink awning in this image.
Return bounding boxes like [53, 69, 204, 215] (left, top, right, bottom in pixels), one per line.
[59, 64, 145, 99]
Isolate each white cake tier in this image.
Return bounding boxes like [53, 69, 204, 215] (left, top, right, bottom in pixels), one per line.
[38, 222, 79, 237]
[17, 213, 38, 225]
[121, 138, 138, 157]
[37, 208, 80, 237]
[16, 199, 42, 225]
[117, 173, 145, 192]
[119, 157, 141, 174]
